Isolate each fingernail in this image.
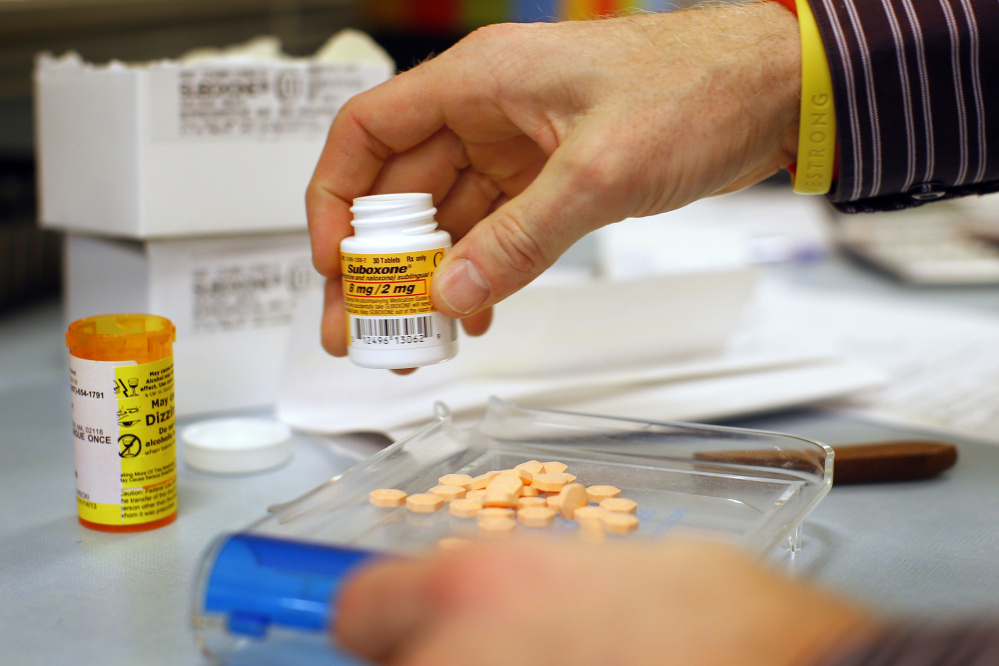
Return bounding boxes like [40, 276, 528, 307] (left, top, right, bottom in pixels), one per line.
[437, 258, 491, 315]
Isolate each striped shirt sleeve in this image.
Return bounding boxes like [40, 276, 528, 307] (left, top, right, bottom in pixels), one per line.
[820, 622, 999, 665]
[807, 0, 999, 212]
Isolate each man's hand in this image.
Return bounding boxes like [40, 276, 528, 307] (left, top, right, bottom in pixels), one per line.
[307, 3, 800, 356]
[333, 537, 881, 665]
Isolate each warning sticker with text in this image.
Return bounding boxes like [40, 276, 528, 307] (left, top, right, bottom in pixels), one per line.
[70, 355, 176, 526]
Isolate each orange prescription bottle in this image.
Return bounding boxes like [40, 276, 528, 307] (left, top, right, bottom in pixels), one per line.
[66, 314, 177, 532]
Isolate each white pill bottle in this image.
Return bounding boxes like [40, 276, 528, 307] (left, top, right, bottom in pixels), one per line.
[340, 193, 459, 369]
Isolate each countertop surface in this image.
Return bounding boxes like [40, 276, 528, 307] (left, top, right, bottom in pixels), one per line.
[2, 255, 998, 665]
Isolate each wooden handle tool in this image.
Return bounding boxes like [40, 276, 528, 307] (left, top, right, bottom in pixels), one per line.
[831, 440, 958, 485]
[695, 440, 958, 485]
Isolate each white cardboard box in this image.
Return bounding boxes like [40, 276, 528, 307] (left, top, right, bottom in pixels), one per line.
[35, 33, 394, 238]
[64, 232, 324, 416]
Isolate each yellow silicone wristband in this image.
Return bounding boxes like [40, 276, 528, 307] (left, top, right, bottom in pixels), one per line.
[793, 0, 836, 194]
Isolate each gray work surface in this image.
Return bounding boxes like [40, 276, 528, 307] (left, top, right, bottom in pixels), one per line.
[2, 255, 998, 665]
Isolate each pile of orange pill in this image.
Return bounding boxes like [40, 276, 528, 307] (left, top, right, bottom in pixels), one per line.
[368, 460, 641, 544]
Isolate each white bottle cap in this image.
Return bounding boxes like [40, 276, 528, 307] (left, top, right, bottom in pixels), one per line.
[182, 418, 292, 474]
[348, 193, 438, 235]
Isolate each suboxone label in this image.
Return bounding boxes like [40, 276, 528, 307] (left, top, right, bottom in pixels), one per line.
[341, 249, 457, 350]
[69, 356, 176, 526]
[148, 63, 392, 143]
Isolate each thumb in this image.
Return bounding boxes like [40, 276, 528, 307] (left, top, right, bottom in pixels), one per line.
[431, 151, 624, 317]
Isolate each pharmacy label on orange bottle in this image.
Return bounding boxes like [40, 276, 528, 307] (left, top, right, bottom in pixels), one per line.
[70, 355, 177, 527]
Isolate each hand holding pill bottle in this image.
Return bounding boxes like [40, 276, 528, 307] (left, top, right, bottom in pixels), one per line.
[307, 6, 801, 358]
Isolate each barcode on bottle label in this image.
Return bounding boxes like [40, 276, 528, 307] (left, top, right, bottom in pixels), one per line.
[349, 314, 455, 349]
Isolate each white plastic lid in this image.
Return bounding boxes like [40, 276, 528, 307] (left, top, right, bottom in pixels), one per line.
[349, 192, 437, 231]
[182, 418, 292, 474]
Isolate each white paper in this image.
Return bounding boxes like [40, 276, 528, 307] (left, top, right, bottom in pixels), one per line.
[275, 271, 883, 436]
[747, 279, 999, 445]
